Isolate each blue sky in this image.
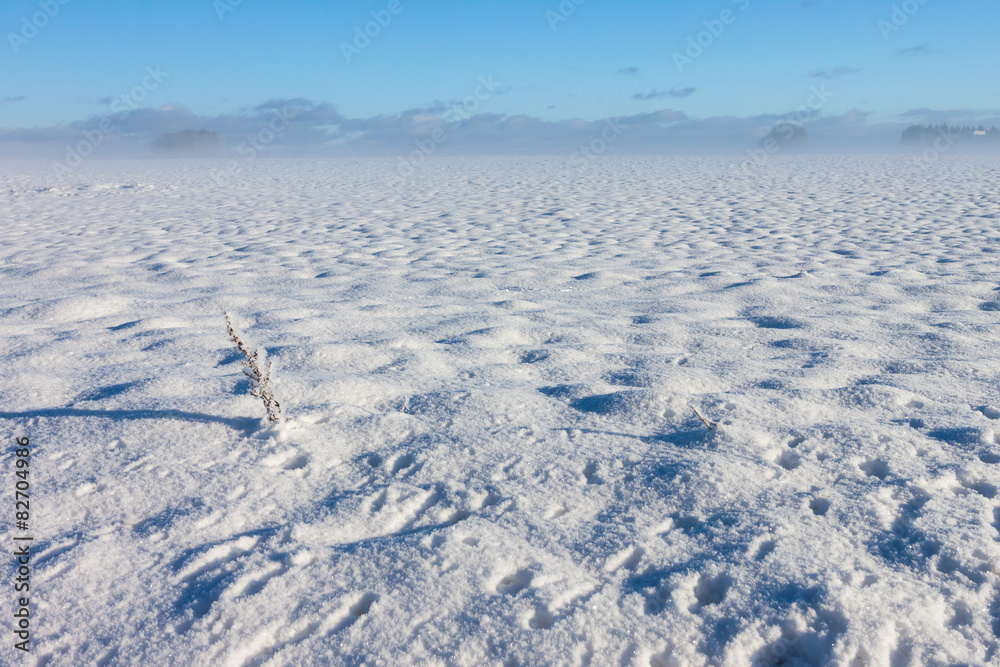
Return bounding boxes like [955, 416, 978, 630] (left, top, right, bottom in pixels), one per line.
[1, 0, 998, 156]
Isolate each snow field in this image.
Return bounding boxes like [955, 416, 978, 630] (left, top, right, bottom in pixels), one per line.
[1, 156, 1000, 665]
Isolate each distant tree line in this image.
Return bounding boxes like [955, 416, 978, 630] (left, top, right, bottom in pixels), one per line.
[901, 124, 1000, 144]
[152, 129, 223, 153]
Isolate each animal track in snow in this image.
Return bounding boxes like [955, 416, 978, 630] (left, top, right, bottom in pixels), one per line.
[949, 602, 975, 629]
[476, 489, 503, 511]
[444, 488, 503, 526]
[957, 478, 997, 499]
[36, 539, 78, 568]
[374, 485, 442, 534]
[358, 450, 422, 481]
[755, 539, 777, 560]
[976, 406, 1000, 420]
[604, 546, 645, 572]
[122, 457, 147, 473]
[574, 642, 595, 666]
[546, 505, 569, 520]
[176, 537, 261, 585]
[226, 559, 289, 598]
[629, 572, 671, 615]
[75, 482, 102, 496]
[496, 569, 533, 596]
[670, 514, 703, 535]
[95, 645, 121, 667]
[174, 535, 262, 633]
[339, 592, 377, 631]
[873, 490, 938, 570]
[748, 315, 804, 330]
[691, 573, 732, 611]
[389, 452, 415, 474]
[518, 349, 550, 364]
[208, 616, 235, 643]
[776, 450, 801, 471]
[282, 454, 309, 471]
[528, 604, 555, 630]
[809, 498, 831, 516]
[364, 489, 389, 514]
[859, 459, 890, 480]
[605, 369, 650, 387]
[493, 457, 521, 481]
[583, 462, 604, 485]
[263, 449, 309, 471]
[196, 511, 225, 530]
[225, 593, 378, 667]
[38, 560, 74, 583]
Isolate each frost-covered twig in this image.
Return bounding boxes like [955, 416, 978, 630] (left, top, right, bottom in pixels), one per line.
[226, 313, 283, 422]
[691, 406, 716, 431]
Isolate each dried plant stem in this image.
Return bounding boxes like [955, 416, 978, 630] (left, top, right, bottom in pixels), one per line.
[691, 406, 716, 431]
[226, 313, 283, 422]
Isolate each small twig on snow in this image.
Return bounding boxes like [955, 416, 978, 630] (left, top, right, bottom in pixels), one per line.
[691, 406, 716, 431]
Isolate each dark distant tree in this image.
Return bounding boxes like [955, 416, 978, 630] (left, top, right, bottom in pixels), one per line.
[758, 122, 808, 149]
[152, 129, 223, 154]
[901, 125, 928, 143]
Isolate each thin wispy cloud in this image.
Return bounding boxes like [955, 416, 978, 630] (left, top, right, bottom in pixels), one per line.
[1, 96, 27, 103]
[901, 108, 1000, 125]
[632, 91, 662, 101]
[632, 87, 696, 101]
[895, 44, 931, 56]
[810, 66, 861, 79]
[617, 67, 639, 75]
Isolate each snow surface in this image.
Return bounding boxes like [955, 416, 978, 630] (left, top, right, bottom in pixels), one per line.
[2, 156, 1000, 666]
